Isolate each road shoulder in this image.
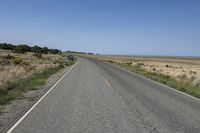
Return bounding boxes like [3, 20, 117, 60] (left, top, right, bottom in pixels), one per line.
[0, 66, 70, 132]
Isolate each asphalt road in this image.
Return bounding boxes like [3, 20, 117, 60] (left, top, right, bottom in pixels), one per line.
[10, 58, 200, 133]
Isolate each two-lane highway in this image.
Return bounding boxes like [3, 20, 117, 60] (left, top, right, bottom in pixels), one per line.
[9, 58, 200, 133]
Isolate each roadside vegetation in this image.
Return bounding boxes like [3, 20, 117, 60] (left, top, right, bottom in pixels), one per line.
[0, 43, 61, 55]
[105, 60, 200, 99]
[0, 43, 76, 105]
[76, 53, 200, 99]
[0, 65, 62, 104]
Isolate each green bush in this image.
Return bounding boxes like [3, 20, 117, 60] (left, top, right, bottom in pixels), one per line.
[4, 54, 14, 60]
[0, 43, 16, 50]
[0, 43, 63, 55]
[13, 45, 31, 54]
[107, 60, 113, 64]
[125, 62, 132, 65]
[0, 58, 11, 65]
[12, 57, 22, 65]
[31, 45, 43, 58]
[3, 81, 18, 90]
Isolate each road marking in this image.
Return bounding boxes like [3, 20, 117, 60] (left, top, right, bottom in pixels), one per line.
[7, 62, 79, 133]
[105, 61, 200, 101]
[103, 77, 112, 87]
[137, 73, 200, 101]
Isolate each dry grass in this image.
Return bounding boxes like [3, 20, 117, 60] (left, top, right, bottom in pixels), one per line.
[0, 49, 66, 87]
[93, 55, 200, 88]
[0, 49, 77, 105]
[76, 53, 200, 88]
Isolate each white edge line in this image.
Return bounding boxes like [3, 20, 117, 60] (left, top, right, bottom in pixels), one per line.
[104, 61, 200, 102]
[7, 61, 78, 133]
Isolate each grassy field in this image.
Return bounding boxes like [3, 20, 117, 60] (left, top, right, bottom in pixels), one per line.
[0, 49, 76, 105]
[77, 54, 200, 99]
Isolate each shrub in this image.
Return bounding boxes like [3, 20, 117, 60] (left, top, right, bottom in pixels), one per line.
[177, 74, 187, 80]
[13, 44, 31, 54]
[41, 47, 49, 54]
[138, 62, 144, 66]
[31, 45, 43, 58]
[1, 43, 63, 56]
[0, 43, 16, 50]
[12, 57, 22, 65]
[189, 70, 197, 74]
[4, 54, 15, 60]
[192, 79, 200, 87]
[3, 81, 18, 90]
[65, 60, 76, 66]
[125, 62, 132, 65]
[106, 60, 113, 63]
[49, 49, 62, 54]
[0, 58, 11, 65]
[59, 64, 65, 68]
[134, 63, 142, 68]
[0, 88, 8, 96]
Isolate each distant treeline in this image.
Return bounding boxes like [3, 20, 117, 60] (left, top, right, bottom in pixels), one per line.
[67, 51, 94, 55]
[0, 43, 62, 57]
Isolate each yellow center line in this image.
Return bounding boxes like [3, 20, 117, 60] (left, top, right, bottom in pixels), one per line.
[102, 76, 112, 87]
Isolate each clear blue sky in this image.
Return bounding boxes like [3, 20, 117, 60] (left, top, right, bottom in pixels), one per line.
[0, 0, 200, 56]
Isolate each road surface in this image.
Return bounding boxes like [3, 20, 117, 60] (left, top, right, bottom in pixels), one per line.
[10, 58, 200, 133]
